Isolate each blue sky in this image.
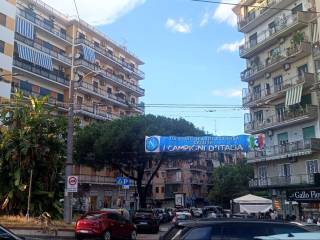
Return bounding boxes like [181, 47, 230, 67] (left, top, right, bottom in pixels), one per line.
[44, 0, 245, 135]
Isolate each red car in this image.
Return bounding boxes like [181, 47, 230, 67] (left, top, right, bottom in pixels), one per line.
[75, 211, 137, 240]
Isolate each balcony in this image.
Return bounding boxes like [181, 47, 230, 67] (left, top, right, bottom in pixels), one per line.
[239, 12, 312, 58]
[15, 33, 72, 65]
[165, 178, 184, 185]
[189, 165, 207, 172]
[13, 58, 69, 87]
[75, 38, 145, 80]
[12, 86, 67, 111]
[241, 42, 312, 82]
[78, 174, 117, 185]
[249, 174, 315, 189]
[242, 73, 315, 107]
[75, 81, 128, 107]
[74, 59, 145, 96]
[17, 7, 72, 44]
[247, 138, 320, 163]
[237, 0, 292, 33]
[74, 104, 118, 121]
[244, 105, 318, 134]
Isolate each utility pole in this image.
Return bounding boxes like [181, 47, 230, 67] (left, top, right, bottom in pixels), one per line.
[64, 24, 76, 224]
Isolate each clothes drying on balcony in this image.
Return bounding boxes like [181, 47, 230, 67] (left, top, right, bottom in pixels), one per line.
[82, 45, 96, 63]
[15, 16, 34, 40]
[17, 43, 53, 71]
[285, 84, 303, 107]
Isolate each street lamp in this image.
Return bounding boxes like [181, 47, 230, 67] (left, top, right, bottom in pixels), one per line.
[64, 69, 104, 223]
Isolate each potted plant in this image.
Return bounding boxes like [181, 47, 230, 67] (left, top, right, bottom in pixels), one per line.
[292, 31, 304, 47]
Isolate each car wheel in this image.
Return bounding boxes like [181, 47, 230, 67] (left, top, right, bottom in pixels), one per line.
[103, 230, 112, 240]
[130, 230, 137, 240]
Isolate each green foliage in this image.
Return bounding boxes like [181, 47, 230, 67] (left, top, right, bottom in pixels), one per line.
[0, 92, 67, 218]
[208, 163, 254, 208]
[292, 31, 304, 46]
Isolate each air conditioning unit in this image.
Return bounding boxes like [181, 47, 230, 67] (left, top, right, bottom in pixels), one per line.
[75, 53, 81, 59]
[49, 15, 55, 21]
[249, 80, 255, 86]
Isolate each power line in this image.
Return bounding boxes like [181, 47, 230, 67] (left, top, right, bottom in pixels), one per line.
[191, 0, 320, 14]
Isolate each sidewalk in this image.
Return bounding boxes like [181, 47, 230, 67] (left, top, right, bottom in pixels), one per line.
[9, 227, 75, 239]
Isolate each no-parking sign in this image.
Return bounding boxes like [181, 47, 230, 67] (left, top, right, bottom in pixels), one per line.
[67, 176, 78, 193]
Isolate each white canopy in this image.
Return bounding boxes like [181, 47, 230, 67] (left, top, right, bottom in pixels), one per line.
[233, 194, 272, 214]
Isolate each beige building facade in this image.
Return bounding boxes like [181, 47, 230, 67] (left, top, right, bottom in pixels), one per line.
[234, 0, 320, 219]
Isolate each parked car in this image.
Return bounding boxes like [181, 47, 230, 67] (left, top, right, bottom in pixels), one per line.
[75, 211, 137, 240]
[172, 212, 192, 224]
[132, 209, 160, 233]
[155, 208, 171, 223]
[254, 232, 320, 240]
[203, 205, 224, 217]
[160, 219, 309, 240]
[191, 208, 203, 217]
[0, 225, 25, 240]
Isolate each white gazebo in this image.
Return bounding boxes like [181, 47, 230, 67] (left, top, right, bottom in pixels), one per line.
[233, 194, 272, 214]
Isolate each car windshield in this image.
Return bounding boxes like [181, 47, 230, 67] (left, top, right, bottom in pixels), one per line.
[83, 213, 104, 220]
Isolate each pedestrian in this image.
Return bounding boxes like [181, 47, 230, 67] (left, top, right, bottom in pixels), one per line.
[307, 216, 313, 224]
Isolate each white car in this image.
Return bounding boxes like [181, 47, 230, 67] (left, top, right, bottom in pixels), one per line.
[192, 208, 203, 217]
[172, 212, 192, 223]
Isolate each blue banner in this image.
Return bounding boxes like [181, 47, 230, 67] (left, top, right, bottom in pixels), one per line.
[145, 135, 264, 153]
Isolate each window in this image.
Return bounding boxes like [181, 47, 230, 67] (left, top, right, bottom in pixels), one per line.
[258, 166, 267, 179]
[161, 186, 164, 193]
[254, 110, 263, 122]
[60, 28, 66, 38]
[40, 87, 51, 96]
[268, 21, 276, 34]
[93, 81, 99, 92]
[78, 32, 85, 39]
[0, 13, 6, 27]
[155, 187, 159, 193]
[107, 49, 113, 56]
[0, 40, 4, 53]
[301, 94, 312, 108]
[77, 96, 83, 105]
[131, 98, 136, 104]
[306, 160, 319, 175]
[249, 33, 257, 48]
[275, 103, 285, 122]
[25, 8, 36, 22]
[107, 87, 112, 94]
[277, 132, 288, 145]
[253, 85, 261, 100]
[292, 4, 303, 14]
[176, 171, 182, 181]
[303, 126, 315, 140]
[43, 19, 54, 30]
[43, 41, 53, 51]
[279, 163, 291, 177]
[297, 64, 308, 76]
[20, 81, 32, 92]
[184, 227, 212, 240]
[57, 93, 64, 102]
[273, 75, 283, 92]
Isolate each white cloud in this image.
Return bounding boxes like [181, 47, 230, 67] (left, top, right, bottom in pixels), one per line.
[212, 89, 242, 98]
[41, 0, 146, 25]
[213, 0, 239, 27]
[200, 12, 210, 27]
[165, 18, 192, 33]
[218, 38, 244, 52]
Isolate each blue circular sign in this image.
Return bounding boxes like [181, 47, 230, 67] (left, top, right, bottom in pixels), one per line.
[146, 137, 159, 152]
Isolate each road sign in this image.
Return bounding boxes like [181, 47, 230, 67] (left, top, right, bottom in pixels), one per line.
[116, 177, 130, 187]
[67, 176, 78, 193]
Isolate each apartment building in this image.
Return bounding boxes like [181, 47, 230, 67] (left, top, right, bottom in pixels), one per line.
[146, 152, 244, 207]
[0, 0, 16, 100]
[233, 0, 320, 219]
[2, 0, 145, 211]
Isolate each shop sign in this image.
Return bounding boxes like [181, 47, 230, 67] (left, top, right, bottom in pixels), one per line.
[287, 190, 320, 202]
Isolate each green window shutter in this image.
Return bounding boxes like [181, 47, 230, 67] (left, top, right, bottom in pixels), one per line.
[303, 126, 315, 140]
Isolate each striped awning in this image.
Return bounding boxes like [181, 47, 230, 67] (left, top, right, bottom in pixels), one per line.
[285, 84, 303, 106]
[17, 43, 53, 71]
[82, 45, 96, 63]
[15, 16, 34, 40]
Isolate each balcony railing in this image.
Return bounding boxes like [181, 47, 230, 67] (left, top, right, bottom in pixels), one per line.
[247, 138, 320, 163]
[237, 0, 291, 32]
[239, 12, 311, 58]
[12, 86, 67, 109]
[189, 165, 207, 171]
[244, 105, 318, 134]
[78, 174, 117, 185]
[13, 58, 69, 86]
[15, 33, 72, 65]
[74, 59, 145, 96]
[75, 38, 145, 79]
[249, 174, 315, 188]
[75, 81, 128, 106]
[17, 7, 72, 43]
[165, 178, 184, 184]
[241, 42, 312, 82]
[242, 73, 315, 107]
[74, 104, 116, 121]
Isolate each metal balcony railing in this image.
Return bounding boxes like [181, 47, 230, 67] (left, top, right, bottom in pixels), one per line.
[75, 38, 145, 79]
[249, 174, 315, 188]
[74, 59, 145, 96]
[17, 7, 72, 43]
[241, 42, 312, 82]
[239, 12, 311, 58]
[15, 33, 72, 65]
[247, 138, 320, 162]
[13, 58, 69, 86]
[242, 73, 315, 107]
[74, 104, 115, 121]
[313, 42, 320, 60]
[78, 174, 117, 185]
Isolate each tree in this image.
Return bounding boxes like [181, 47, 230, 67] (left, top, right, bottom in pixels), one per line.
[75, 114, 204, 208]
[0, 92, 67, 217]
[208, 163, 254, 208]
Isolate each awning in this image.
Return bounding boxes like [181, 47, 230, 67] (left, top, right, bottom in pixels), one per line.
[15, 16, 34, 40]
[82, 45, 96, 63]
[285, 84, 303, 107]
[17, 43, 53, 71]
